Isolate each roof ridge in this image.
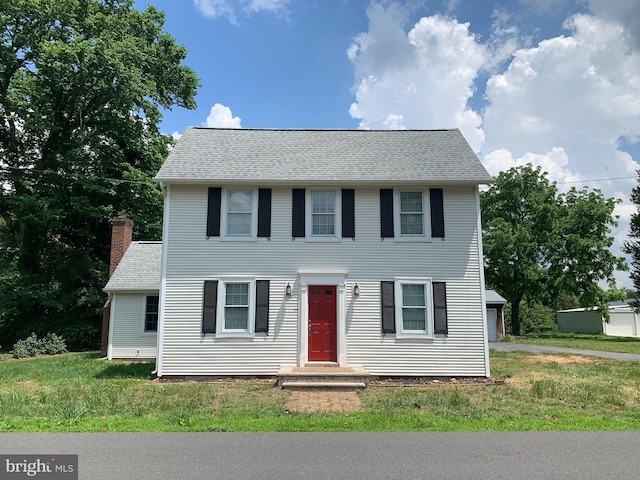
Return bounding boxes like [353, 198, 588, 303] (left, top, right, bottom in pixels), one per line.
[189, 127, 459, 132]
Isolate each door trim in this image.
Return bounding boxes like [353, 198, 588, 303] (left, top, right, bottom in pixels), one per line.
[297, 273, 347, 367]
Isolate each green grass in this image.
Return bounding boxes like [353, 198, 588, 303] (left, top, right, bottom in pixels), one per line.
[518, 332, 640, 354]
[1, 350, 640, 432]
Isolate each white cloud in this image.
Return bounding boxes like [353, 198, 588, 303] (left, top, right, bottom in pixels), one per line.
[588, 0, 640, 49]
[348, 4, 487, 151]
[481, 13, 640, 286]
[193, 0, 237, 23]
[193, 0, 290, 23]
[483, 147, 584, 185]
[205, 103, 242, 128]
[482, 14, 640, 185]
[245, 0, 290, 14]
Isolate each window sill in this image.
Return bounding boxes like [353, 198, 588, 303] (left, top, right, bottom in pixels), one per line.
[304, 236, 341, 243]
[220, 236, 258, 242]
[215, 332, 255, 339]
[394, 333, 435, 340]
[393, 237, 432, 243]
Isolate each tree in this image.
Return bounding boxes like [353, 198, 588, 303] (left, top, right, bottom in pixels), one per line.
[623, 174, 640, 308]
[481, 165, 626, 335]
[0, 0, 199, 349]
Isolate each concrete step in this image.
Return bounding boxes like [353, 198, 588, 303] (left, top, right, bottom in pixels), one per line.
[277, 364, 370, 390]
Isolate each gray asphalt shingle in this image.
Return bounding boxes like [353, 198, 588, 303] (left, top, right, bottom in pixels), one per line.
[155, 128, 493, 184]
[104, 241, 162, 292]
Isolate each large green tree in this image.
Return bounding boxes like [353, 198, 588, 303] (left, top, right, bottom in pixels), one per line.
[481, 165, 626, 335]
[0, 0, 198, 348]
[623, 174, 640, 307]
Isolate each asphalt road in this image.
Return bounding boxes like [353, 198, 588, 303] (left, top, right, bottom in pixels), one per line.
[2, 432, 640, 479]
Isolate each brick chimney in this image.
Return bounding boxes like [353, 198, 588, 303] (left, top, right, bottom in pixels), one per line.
[109, 212, 134, 278]
[102, 213, 133, 356]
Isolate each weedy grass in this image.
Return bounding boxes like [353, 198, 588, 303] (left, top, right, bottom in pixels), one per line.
[0, 350, 639, 432]
[518, 332, 640, 354]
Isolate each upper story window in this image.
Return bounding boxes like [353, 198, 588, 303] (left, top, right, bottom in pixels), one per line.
[380, 188, 445, 241]
[227, 190, 253, 236]
[311, 191, 336, 236]
[207, 187, 272, 240]
[292, 188, 354, 241]
[399, 191, 424, 236]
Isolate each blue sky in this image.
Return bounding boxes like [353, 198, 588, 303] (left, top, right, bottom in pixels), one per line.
[134, 0, 640, 286]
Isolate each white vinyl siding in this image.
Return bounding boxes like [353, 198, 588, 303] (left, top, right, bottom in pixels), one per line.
[109, 292, 158, 359]
[159, 184, 486, 377]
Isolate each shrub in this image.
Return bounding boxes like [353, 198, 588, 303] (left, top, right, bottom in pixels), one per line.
[11, 333, 44, 359]
[40, 333, 68, 355]
[10, 333, 68, 359]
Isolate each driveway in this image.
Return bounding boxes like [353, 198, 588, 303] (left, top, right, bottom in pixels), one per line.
[489, 342, 640, 361]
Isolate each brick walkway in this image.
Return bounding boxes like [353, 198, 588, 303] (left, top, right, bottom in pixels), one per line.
[285, 390, 362, 413]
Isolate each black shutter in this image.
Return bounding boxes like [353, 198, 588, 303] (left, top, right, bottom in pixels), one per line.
[430, 188, 445, 238]
[258, 188, 272, 238]
[381, 281, 396, 333]
[292, 188, 305, 238]
[255, 280, 270, 333]
[433, 282, 448, 334]
[342, 189, 355, 238]
[202, 280, 218, 334]
[380, 189, 394, 238]
[206, 187, 222, 237]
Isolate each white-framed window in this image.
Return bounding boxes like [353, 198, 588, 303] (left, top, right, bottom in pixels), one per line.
[306, 189, 342, 240]
[394, 278, 433, 338]
[143, 295, 159, 333]
[222, 189, 258, 239]
[216, 277, 256, 337]
[394, 189, 430, 240]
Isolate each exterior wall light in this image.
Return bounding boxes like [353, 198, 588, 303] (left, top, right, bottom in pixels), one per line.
[285, 283, 292, 296]
[353, 283, 360, 297]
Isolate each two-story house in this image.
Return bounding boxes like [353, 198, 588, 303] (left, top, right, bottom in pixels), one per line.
[104, 127, 494, 378]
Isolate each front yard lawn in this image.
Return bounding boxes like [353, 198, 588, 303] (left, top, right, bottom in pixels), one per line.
[1, 351, 640, 432]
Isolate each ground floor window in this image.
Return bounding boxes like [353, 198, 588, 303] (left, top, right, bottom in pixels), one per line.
[144, 295, 159, 332]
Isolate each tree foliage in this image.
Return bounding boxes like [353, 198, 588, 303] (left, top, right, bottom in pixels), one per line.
[623, 173, 640, 309]
[481, 165, 626, 335]
[0, 0, 199, 349]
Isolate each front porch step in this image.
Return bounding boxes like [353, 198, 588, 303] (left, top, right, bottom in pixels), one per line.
[277, 365, 370, 390]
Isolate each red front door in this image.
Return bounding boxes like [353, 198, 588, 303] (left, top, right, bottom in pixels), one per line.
[308, 285, 337, 362]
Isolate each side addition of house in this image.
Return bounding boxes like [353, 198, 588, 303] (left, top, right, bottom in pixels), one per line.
[143, 128, 493, 378]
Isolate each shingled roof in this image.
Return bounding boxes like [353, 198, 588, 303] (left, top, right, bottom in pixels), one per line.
[104, 242, 162, 292]
[154, 128, 493, 185]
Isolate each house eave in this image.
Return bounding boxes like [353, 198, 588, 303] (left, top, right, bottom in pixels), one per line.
[153, 178, 493, 186]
